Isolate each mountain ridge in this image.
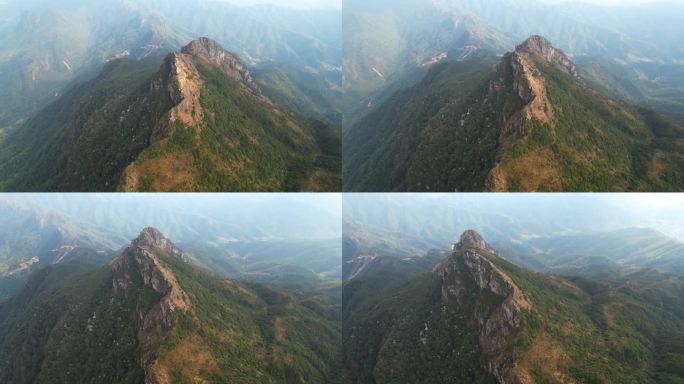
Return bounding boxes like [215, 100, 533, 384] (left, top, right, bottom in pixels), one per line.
[433, 230, 532, 383]
[111, 227, 192, 383]
[0, 37, 341, 192]
[344, 34, 684, 192]
[0, 226, 342, 383]
[343, 228, 684, 383]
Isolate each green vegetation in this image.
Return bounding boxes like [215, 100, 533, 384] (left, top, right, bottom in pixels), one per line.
[0, 51, 341, 192]
[344, 51, 684, 192]
[344, 233, 684, 383]
[0, 241, 341, 383]
[255, 65, 342, 126]
[344, 59, 501, 191]
[343, 265, 496, 383]
[159, 251, 342, 383]
[0, 264, 147, 383]
[132, 63, 340, 192]
[0, 56, 173, 191]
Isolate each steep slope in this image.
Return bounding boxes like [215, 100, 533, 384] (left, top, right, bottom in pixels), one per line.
[0, 200, 123, 300]
[0, 55, 174, 192]
[0, 228, 341, 383]
[344, 35, 684, 192]
[0, 38, 341, 192]
[343, 0, 512, 128]
[0, 0, 188, 129]
[343, 230, 684, 383]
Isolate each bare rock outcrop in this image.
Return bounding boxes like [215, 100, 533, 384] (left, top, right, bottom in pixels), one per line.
[181, 37, 262, 97]
[433, 230, 532, 384]
[485, 36, 577, 191]
[110, 228, 191, 384]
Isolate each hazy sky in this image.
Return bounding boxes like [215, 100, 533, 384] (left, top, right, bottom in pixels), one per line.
[543, 0, 683, 4]
[217, 0, 340, 9]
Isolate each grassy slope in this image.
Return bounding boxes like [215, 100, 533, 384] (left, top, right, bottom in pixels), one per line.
[343, 59, 499, 191]
[158, 251, 341, 383]
[493, 253, 684, 383]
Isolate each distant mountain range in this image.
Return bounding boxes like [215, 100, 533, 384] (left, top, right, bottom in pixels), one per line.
[0, 195, 342, 300]
[343, 194, 684, 277]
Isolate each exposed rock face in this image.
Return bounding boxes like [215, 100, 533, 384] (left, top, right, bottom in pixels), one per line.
[181, 37, 262, 97]
[493, 35, 578, 141]
[133, 227, 184, 258]
[485, 35, 576, 192]
[118, 38, 265, 192]
[516, 35, 578, 78]
[150, 52, 205, 143]
[491, 42, 555, 147]
[433, 230, 532, 384]
[454, 229, 494, 253]
[110, 228, 191, 384]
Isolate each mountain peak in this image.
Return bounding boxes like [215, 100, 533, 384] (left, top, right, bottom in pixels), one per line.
[434, 230, 532, 382]
[455, 230, 492, 252]
[179, 37, 261, 95]
[516, 35, 553, 54]
[132, 227, 182, 257]
[181, 37, 231, 59]
[515, 35, 578, 77]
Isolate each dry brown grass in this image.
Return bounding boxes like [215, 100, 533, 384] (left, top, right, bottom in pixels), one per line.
[120, 152, 198, 192]
[517, 332, 575, 384]
[497, 149, 564, 191]
[153, 334, 219, 384]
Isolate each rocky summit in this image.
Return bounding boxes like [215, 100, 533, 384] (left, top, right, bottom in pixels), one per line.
[181, 37, 263, 96]
[434, 231, 531, 383]
[131, 227, 183, 257]
[514, 35, 578, 78]
[453, 229, 494, 252]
